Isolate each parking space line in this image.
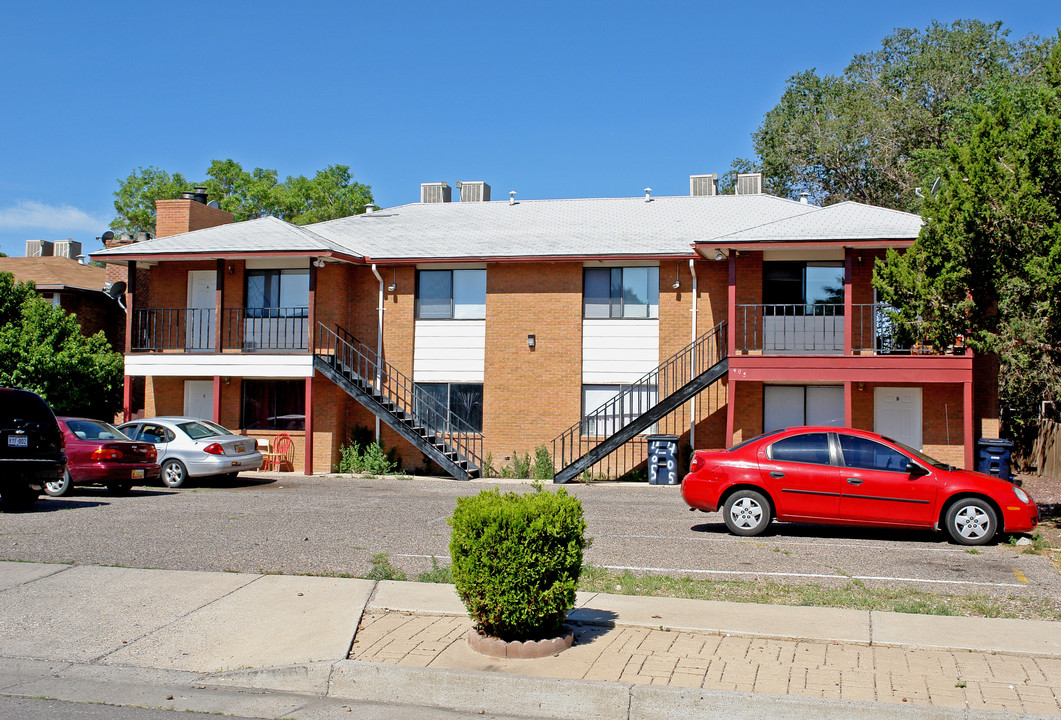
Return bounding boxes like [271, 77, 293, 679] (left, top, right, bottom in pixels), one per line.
[602, 564, 1027, 588]
[1012, 567, 1029, 584]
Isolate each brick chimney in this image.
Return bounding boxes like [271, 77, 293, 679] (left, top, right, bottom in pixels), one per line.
[155, 187, 234, 238]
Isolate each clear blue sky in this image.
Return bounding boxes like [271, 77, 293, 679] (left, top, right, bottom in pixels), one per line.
[1, 1, 1058, 258]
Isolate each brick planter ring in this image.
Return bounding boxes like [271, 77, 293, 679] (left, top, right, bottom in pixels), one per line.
[467, 626, 574, 659]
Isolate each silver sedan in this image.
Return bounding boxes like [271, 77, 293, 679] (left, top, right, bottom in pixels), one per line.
[117, 417, 263, 488]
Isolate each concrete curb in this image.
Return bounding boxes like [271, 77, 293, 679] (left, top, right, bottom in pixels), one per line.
[209, 659, 1061, 720]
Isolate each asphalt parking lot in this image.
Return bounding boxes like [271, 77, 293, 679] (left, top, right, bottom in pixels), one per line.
[1, 473, 1058, 614]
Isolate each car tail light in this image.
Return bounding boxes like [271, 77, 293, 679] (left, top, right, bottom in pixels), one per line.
[689, 452, 705, 474]
[203, 443, 225, 455]
[91, 447, 123, 461]
[146, 446, 157, 460]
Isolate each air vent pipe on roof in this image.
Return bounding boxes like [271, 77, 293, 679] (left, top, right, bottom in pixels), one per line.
[644, 187, 653, 202]
[180, 187, 210, 204]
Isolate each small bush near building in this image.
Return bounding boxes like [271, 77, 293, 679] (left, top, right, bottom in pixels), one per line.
[336, 440, 398, 475]
[532, 444, 555, 481]
[449, 486, 588, 642]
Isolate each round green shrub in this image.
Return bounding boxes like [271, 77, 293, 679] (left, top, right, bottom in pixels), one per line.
[448, 487, 587, 642]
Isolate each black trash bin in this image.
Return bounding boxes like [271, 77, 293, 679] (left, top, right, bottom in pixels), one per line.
[976, 438, 1014, 480]
[647, 434, 680, 485]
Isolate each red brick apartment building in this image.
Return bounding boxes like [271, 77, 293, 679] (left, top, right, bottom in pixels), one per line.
[93, 176, 997, 481]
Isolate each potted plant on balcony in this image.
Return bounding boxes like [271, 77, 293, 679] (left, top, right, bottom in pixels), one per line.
[448, 482, 587, 658]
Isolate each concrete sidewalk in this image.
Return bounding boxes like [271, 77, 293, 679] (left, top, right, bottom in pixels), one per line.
[1, 561, 1058, 719]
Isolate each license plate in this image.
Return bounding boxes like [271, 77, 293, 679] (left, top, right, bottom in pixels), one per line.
[234, 443, 246, 453]
[131, 469, 144, 479]
[7, 436, 28, 448]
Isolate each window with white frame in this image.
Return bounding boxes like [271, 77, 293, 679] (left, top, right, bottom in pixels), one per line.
[583, 267, 659, 319]
[581, 384, 658, 436]
[416, 269, 486, 319]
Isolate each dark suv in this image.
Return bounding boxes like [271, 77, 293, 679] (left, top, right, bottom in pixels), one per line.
[0, 388, 66, 511]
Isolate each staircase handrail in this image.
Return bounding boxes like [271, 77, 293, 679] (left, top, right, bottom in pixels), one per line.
[551, 321, 727, 478]
[315, 323, 483, 471]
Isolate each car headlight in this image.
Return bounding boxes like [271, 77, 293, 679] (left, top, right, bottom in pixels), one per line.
[1013, 486, 1030, 504]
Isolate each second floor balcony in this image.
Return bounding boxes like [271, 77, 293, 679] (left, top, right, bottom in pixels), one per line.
[131, 307, 309, 353]
[736, 303, 968, 356]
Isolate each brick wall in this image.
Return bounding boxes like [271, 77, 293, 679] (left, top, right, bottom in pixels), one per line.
[155, 199, 234, 238]
[482, 262, 583, 463]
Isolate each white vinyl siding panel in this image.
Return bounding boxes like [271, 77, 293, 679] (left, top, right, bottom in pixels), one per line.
[413, 319, 486, 383]
[582, 319, 659, 384]
[125, 354, 314, 378]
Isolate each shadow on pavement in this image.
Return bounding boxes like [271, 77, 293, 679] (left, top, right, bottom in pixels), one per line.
[689, 519, 945, 544]
[30, 497, 110, 512]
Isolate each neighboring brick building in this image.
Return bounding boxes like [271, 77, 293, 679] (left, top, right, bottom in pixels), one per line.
[93, 177, 996, 479]
[0, 246, 125, 351]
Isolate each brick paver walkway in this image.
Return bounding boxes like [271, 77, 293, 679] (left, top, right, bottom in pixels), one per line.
[350, 610, 1061, 716]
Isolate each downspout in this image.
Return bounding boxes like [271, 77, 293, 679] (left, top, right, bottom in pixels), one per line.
[371, 264, 384, 444]
[689, 258, 698, 451]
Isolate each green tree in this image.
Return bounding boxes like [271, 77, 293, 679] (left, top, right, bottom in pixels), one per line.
[0, 272, 124, 419]
[873, 38, 1061, 440]
[111, 160, 373, 234]
[110, 166, 191, 234]
[742, 20, 1052, 210]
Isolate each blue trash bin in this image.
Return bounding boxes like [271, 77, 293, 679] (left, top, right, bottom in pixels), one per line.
[976, 438, 1014, 480]
[647, 435, 680, 485]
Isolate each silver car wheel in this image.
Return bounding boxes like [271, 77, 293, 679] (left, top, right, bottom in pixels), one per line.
[944, 498, 997, 546]
[160, 459, 187, 489]
[730, 497, 763, 529]
[722, 489, 772, 536]
[953, 505, 990, 540]
[44, 470, 72, 497]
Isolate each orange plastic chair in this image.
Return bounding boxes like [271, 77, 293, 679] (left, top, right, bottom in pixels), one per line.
[261, 433, 294, 472]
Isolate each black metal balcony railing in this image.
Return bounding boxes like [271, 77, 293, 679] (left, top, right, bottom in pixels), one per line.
[736, 303, 966, 355]
[132, 308, 215, 352]
[132, 307, 308, 352]
[224, 307, 308, 351]
[737, 304, 844, 354]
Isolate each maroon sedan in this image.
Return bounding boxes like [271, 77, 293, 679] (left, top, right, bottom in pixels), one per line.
[46, 418, 160, 497]
[681, 426, 1038, 546]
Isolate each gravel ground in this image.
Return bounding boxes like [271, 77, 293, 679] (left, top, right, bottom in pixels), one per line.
[2, 472, 1058, 613]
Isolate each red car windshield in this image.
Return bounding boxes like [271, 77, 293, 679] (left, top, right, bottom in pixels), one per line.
[64, 419, 130, 442]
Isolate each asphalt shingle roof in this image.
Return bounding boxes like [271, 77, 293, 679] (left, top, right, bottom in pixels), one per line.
[92, 194, 923, 264]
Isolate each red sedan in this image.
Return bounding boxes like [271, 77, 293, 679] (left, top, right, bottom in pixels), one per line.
[46, 418, 160, 497]
[681, 427, 1038, 546]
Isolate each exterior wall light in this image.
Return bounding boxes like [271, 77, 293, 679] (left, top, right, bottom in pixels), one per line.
[527, 334, 536, 349]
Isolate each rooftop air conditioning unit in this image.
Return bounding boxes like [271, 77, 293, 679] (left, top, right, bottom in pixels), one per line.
[456, 181, 491, 202]
[25, 239, 54, 257]
[690, 174, 719, 197]
[420, 182, 452, 203]
[53, 240, 82, 259]
[735, 173, 763, 195]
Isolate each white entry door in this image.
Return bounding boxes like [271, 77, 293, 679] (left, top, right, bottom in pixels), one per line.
[184, 380, 214, 421]
[874, 387, 922, 449]
[187, 270, 216, 351]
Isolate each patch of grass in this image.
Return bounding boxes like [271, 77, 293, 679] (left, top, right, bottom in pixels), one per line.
[416, 556, 452, 583]
[365, 552, 407, 581]
[964, 548, 982, 555]
[574, 564, 1061, 621]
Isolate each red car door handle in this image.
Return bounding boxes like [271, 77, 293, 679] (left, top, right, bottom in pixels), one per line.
[769, 471, 785, 478]
[846, 478, 863, 485]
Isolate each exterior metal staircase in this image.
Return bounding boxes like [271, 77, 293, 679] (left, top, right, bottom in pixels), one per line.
[313, 323, 482, 480]
[552, 322, 728, 484]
